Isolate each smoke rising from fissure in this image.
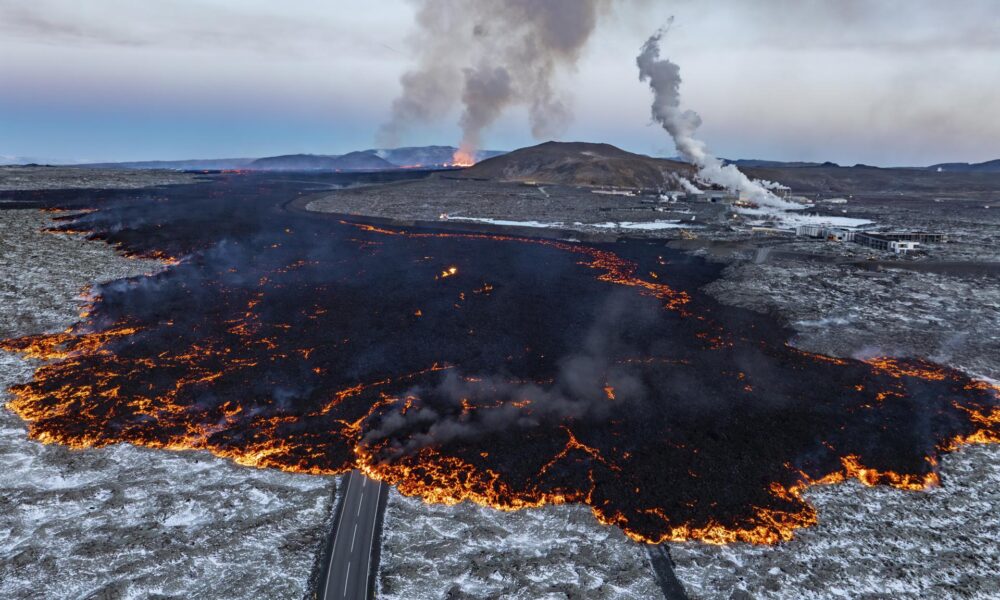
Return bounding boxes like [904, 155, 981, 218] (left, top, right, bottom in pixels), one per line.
[637, 22, 796, 209]
[379, 0, 614, 163]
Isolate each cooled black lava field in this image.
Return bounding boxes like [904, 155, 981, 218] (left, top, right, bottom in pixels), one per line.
[2, 173, 997, 544]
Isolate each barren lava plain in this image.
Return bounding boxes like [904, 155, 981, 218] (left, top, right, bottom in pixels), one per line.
[2, 172, 997, 546]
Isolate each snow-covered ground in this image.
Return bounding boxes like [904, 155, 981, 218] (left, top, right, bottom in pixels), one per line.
[443, 216, 566, 228]
[706, 261, 1000, 380]
[441, 215, 698, 232]
[589, 220, 695, 230]
[670, 443, 1000, 599]
[378, 492, 661, 600]
[0, 209, 337, 599]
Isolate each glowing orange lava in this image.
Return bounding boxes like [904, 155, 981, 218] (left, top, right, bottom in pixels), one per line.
[450, 147, 476, 167]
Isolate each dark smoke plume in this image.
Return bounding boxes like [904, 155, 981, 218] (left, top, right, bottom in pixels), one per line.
[379, 0, 615, 163]
[361, 292, 652, 459]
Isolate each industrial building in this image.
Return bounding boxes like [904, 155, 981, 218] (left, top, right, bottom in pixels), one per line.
[796, 226, 946, 254]
[854, 233, 919, 254]
[795, 225, 855, 241]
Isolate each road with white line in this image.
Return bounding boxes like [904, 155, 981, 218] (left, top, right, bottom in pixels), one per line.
[320, 471, 386, 600]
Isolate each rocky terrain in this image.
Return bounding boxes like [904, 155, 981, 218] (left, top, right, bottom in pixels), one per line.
[0, 208, 337, 599]
[379, 492, 661, 600]
[0, 166, 199, 191]
[307, 176, 722, 236]
[671, 443, 1000, 599]
[706, 261, 1000, 380]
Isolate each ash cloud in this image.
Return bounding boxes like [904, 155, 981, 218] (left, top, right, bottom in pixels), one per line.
[636, 22, 796, 209]
[378, 0, 616, 161]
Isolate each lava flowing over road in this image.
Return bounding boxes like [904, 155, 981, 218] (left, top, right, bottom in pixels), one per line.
[2, 173, 998, 545]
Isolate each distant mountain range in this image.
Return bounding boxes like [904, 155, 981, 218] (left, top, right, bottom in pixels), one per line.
[5, 148, 999, 173]
[725, 159, 839, 168]
[66, 146, 507, 172]
[927, 159, 1000, 173]
[729, 158, 1000, 172]
[248, 151, 395, 171]
[1, 155, 90, 166]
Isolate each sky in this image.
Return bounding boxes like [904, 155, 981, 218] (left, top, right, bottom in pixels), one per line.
[2, 0, 998, 166]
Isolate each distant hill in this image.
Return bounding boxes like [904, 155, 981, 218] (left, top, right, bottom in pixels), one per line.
[249, 151, 395, 171]
[454, 141, 695, 188]
[72, 146, 510, 172]
[743, 164, 1000, 194]
[2, 155, 90, 167]
[725, 159, 834, 168]
[81, 158, 256, 170]
[927, 159, 1000, 173]
[370, 146, 506, 167]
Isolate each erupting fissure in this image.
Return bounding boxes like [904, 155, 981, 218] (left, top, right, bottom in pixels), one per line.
[2, 176, 998, 546]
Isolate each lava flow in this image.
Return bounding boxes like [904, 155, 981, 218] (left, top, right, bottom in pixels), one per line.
[1, 173, 997, 546]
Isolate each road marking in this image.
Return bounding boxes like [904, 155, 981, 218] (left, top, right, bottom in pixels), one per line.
[324, 472, 354, 600]
[344, 561, 351, 597]
[350, 521, 358, 552]
[356, 478, 365, 517]
[360, 480, 382, 599]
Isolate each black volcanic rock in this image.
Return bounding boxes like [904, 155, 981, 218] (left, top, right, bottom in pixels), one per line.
[453, 141, 694, 188]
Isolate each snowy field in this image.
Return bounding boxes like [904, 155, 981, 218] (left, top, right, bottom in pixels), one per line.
[442, 215, 697, 231]
[671, 444, 1000, 599]
[0, 209, 336, 599]
[378, 492, 662, 600]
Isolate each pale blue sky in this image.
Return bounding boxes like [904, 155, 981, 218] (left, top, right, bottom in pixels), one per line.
[2, 0, 998, 165]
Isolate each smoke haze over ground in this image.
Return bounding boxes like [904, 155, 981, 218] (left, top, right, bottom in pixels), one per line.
[379, 0, 615, 162]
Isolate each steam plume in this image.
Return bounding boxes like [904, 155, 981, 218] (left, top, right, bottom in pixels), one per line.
[379, 0, 614, 164]
[637, 22, 796, 209]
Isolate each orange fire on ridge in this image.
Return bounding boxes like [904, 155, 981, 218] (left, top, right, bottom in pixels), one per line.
[2, 219, 999, 547]
[450, 147, 476, 168]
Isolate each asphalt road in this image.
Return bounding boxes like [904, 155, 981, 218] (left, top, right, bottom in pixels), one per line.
[321, 471, 387, 600]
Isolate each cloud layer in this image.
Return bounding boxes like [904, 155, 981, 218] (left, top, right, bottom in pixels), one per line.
[1, 0, 997, 164]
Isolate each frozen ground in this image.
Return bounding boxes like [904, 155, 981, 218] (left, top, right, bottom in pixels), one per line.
[705, 261, 1000, 380]
[684, 249, 1000, 598]
[378, 492, 661, 600]
[442, 215, 697, 232]
[670, 444, 1000, 600]
[0, 209, 336, 599]
[0, 166, 198, 191]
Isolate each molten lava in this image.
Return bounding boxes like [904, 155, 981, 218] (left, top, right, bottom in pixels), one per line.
[2, 173, 998, 546]
[450, 147, 476, 167]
